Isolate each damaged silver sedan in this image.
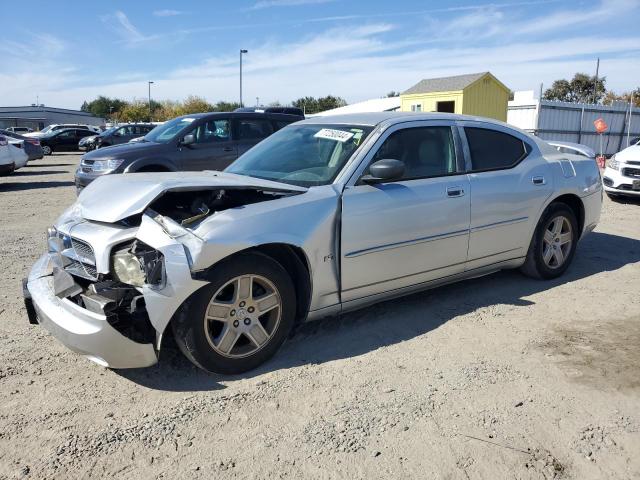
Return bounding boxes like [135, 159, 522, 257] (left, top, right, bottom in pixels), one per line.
[24, 113, 602, 374]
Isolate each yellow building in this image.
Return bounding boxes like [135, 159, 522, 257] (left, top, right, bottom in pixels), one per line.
[400, 72, 510, 121]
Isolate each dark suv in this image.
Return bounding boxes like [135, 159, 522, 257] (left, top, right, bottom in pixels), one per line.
[75, 111, 303, 191]
[40, 128, 98, 155]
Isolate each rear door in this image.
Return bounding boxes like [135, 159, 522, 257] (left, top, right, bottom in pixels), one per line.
[179, 117, 238, 171]
[460, 122, 553, 270]
[234, 117, 274, 156]
[341, 121, 470, 302]
[54, 130, 77, 151]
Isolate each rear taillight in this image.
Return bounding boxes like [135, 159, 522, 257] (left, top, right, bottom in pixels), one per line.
[27, 139, 40, 146]
[15, 143, 23, 148]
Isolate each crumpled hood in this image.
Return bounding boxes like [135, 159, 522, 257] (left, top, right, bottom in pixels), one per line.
[76, 171, 307, 223]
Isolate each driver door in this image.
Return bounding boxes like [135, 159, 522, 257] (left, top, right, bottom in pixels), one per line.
[340, 121, 471, 302]
[179, 118, 238, 171]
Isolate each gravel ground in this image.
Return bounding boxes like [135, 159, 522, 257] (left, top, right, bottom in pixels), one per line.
[1, 154, 639, 480]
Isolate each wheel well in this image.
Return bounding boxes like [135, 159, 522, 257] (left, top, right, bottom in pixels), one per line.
[246, 244, 312, 324]
[135, 165, 171, 172]
[550, 194, 585, 233]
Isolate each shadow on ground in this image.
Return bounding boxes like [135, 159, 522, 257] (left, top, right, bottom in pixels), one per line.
[116, 231, 640, 392]
[0, 181, 75, 191]
[11, 170, 67, 176]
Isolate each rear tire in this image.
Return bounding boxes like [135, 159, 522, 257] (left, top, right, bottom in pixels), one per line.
[42, 145, 52, 155]
[172, 252, 296, 374]
[520, 202, 579, 280]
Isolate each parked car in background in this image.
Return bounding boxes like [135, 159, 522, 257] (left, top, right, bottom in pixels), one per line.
[603, 143, 640, 199]
[74, 111, 303, 191]
[5, 126, 33, 134]
[78, 134, 98, 152]
[93, 123, 156, 149]
[547, 141, 596, 159]
[6, 139, 30, 169]
[25, 124, 101, 138]
[0, 135, 28, 174]
[0, 129, 44, 160]
[39, 128, 97, 155]
[25, 112, 602, 374]
[235, 106, 305, 117]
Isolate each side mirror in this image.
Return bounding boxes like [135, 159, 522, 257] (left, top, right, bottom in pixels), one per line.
[181, 133, 195, 146]
[361, 159, 405, 184]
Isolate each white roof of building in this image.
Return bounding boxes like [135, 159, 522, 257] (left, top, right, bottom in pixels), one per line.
[311, 97, 401, 117]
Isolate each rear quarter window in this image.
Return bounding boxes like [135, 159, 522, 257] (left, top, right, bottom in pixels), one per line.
[465, 127, 530, 171]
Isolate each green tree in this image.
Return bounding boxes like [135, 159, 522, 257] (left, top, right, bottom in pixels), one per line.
[119, 100, 151, 122]
[543, 73, 606, 104]
[385, 91, 400, 97]
[179, 95, 215, 115]
[603, 88, 640, 107]
[292, 95, 346, 114]
[80, 96, 128, 118]
[212, 101, 241, 112]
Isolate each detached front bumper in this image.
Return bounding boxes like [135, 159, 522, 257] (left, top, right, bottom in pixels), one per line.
[24, 253, 158, 369]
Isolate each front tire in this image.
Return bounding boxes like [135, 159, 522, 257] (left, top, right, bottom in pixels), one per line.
[520, 202, 578, 280]
[172, 252, 296, 374]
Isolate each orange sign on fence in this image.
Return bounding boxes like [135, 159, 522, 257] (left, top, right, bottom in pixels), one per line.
[594, 117, 608, 133]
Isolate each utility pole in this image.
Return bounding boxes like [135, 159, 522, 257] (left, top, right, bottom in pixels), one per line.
[239, 49, 248, 107]
[148, 81, 154, 121]
[256, 97, 259, 107]
[593, 58, 600, 104]
[628, 92, 634, 147]
[539, 82, 543, 100]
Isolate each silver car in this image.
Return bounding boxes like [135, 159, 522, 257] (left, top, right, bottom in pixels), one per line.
[24, 113, 603, 374]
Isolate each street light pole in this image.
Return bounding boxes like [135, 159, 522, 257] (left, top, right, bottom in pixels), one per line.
[239, 49, 248, 107]
[148, 81, 154, 121]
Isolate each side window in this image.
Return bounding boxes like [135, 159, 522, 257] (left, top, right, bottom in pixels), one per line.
[192, 119, 230, 143]
[58, 130, 74, 138]
[273, 120, 292, 131]
[237, 119, 273, 140]
[465, 127, 529, 171]
[368, 126, 457, 181]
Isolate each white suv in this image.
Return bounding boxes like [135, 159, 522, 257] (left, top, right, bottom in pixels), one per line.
[603, 144, 640, 198]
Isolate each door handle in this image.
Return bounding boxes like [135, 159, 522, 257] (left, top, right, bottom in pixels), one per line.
[446, 185, 465, 197]
[223, 146, 234, 152]
[532, 175, 546, 185]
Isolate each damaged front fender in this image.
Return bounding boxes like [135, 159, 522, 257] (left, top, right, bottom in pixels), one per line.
[135, 214, 208, 336]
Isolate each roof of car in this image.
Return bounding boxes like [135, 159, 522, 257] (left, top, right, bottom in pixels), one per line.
[297, 111, 509, 127]
[175, 111, 304, 120]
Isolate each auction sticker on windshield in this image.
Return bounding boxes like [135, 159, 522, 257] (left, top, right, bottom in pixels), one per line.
[314, 128, 354, 143]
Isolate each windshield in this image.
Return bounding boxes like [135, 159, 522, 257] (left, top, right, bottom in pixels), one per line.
[144, 117, 196, 143]
[99, 126, 118, 137]
[225, 124, 373, 186]
[40, 126, 52, 134]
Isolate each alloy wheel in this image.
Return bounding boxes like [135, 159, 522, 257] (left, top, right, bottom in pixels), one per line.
[203, 274, 282, 358]
[542, 215, 573, 269]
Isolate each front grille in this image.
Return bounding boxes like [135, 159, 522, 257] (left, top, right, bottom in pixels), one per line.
[59, 235, 98, 280]
[71, 238, 95, 263]
[65, 259, 98, 280]
[627, 161, 640, 166]
[622, 167, 640, 178]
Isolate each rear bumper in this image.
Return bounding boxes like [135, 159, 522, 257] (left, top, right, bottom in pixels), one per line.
[25, 253, 158, 369]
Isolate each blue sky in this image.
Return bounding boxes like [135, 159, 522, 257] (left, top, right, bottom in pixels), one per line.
[1, 0, 639, 109]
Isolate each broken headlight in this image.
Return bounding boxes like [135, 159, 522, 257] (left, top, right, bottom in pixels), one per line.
[111, 241, 164, 287]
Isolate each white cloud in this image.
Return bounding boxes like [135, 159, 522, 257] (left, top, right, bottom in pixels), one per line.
[251, 0, 336, 10]
[102, 11, 156, 44]
[153, 9, 187, 17]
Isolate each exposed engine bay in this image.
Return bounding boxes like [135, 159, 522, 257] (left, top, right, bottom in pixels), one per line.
[147, 188, 300, 226]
